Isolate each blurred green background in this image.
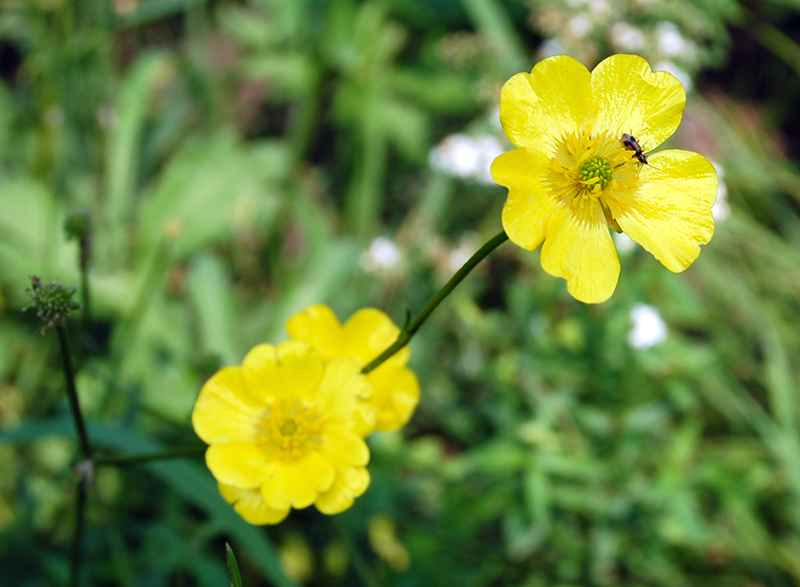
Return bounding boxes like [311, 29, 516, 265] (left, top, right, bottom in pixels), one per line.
[3, 0, 800, 585]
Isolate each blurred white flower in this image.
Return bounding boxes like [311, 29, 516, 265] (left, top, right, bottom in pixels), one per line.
[628, 304, 668, 349]
[610, 22, 646, 51]
[428, 134, 504, 185]
[361, 237, 402, 273]
[538, 37, 567, 60]
[586, 0, 610, 15]
[655, 21, 690, 58]
[567, 15, 592, 38]
[654, 60, 693, 92]
[490, 106, 502, 131]
[709, 160, 730, 221]
[613, 231, 638, 254]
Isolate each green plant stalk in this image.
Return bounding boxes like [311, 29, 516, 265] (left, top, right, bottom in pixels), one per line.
[362, 229, 509, 374]
[56, 326, 92, 460]
[80, 236, 92, 327]
[70, 478, 87, 587]
[95, 446, 206, 467]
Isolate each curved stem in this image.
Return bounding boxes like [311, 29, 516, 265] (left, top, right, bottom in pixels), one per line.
[362, 230, 508, 374]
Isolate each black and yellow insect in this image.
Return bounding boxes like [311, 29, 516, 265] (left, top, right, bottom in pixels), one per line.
[621, 133, 648, 165]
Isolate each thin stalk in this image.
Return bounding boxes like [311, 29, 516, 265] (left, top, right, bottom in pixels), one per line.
[56, 326, 92, 460]
[362, 230, 508, 374]
[95, 447, 206, 467]
[70, 478, 87, 587]
[80, 235, 92, 327]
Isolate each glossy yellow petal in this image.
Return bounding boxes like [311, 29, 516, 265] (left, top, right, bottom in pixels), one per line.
[315, 467, 370, 515]
[316, 358, 375, 432]
[591, 54, 686, 152]
[260, 453, 335, 510]
[241, 341, 324, 402]
[368, 365, 420, 432]
[500, 56, 594, 155]
[352, 401, 378, 438]
[218, 483, 290, 525]
[342, 308, 406, 368]
[540, 203, 620, 304]
[192, 367, 263, 445]
[325, 430, 370, 467]
[616, 150, 716, 272]
[285, 304, 344, 359]
[496, 148, 556, 251]
[206, 444, 269, 489]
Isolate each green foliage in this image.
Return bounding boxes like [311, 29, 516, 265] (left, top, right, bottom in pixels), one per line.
[2, 0, 800, 586]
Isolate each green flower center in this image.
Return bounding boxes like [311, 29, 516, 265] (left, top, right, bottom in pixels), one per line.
[579, 155, 613, 190]
[280, 419, 298, 436]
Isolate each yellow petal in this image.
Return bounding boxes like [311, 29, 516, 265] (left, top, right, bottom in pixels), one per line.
[315, 358, 374, 430]
[352, 401, 377, 438]
[241, 341, 324, 403]
[324, 430, 370, 467]
[218, 483, 290, 525]
[616, 150, 716, 272]
[495, 148, 556, 251]
[206, 444, 269, 489]
[192, 367, 263, 445]
[260, 453, 335, 510]
[285, 304, 344, 360]
[499, 56, 594, 156]
[591, 54, 686, 152]
[315, 467, 370, 515]
[368, 365, 420, 433]
[342, 308, 406, 368]
[540, 202, 620, 303]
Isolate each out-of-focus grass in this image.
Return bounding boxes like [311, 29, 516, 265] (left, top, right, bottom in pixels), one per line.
[2, 0, 800, 585]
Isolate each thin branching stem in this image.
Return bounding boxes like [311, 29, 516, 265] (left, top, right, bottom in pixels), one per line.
[362, 230, 509, 374]
[70, 479, 87, 587]
[56, 326, 92, 460]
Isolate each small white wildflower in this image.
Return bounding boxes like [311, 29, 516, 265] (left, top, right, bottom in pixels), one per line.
[567, 15, 593, 38]
[709, 160, 730, 221]
[655, 21, 689, 58]
[628, 304, 667, 349]
[538, 38, 567, 60]
[613, 232, 638, 254]
[654, 60, 693, 92]
[361, 237, 401, 273]
[586, 0, 610, 15]
[611, 22, 646, 51]
[429, 134, 503, 185]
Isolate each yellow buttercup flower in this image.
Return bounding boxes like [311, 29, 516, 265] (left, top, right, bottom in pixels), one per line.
[286, 304, 420, 432]
[492, 54, 717, 303]
[192, 340, 375, 524]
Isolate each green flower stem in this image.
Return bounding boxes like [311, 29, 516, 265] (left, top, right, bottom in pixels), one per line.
[95, 447, 206, 467]
[79, 237, 92, 327]
[362, 229, 509, 375]
[56, 326, 92, 460]
[70, 478, 87, 587]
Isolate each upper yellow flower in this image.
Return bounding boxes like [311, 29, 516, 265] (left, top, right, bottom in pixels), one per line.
[286, 304, 420, 432]
[492, 54, 717, 303]
[192, 340, 375, 524]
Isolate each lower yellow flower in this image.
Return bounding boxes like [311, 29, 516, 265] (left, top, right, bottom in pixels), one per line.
[492, 54, 717, 303]
[286, 304, 420, 432]
[191, 340, 374, 524]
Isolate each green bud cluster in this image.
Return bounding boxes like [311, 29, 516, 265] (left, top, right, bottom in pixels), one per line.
[23, 275, 81, 333]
